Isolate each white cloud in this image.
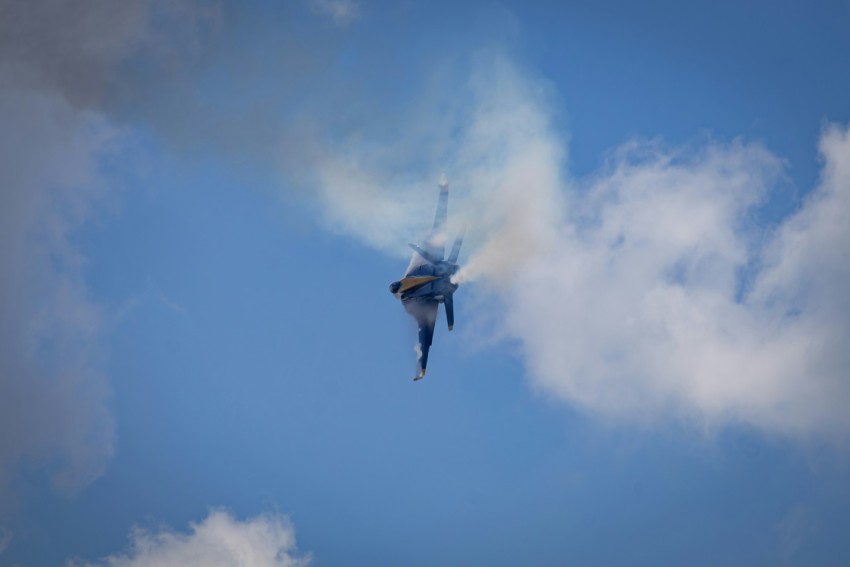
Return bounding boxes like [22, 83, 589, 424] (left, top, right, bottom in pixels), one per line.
[70, 509, 310, 567]
[506, 137, 822, 434]
[306, 53, 850, 438]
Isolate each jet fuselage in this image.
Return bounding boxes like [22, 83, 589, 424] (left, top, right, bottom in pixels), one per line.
[389, 260, 459, 303]
[389, 177, 462, 380]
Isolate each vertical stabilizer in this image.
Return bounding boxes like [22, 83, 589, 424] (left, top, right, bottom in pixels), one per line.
[433, 175, 449, 232]
[448, 232, 464, 264]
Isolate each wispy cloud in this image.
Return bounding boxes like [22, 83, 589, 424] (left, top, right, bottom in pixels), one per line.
[69, 509, 310, 567]
[309, 0, 359, 26]
[0, 526, 11, 555]
[777, 505, 817, 561]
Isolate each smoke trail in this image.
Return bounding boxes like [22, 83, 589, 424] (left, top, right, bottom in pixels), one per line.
[307, 53, 850, 438]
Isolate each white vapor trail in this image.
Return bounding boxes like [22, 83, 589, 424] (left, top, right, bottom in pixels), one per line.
[307, 53, 850, 438]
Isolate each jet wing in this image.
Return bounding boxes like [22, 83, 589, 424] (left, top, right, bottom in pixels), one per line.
[404, 298, 438, 380]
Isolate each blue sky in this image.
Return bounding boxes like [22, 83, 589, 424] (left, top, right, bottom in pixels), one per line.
[1, 1, 850, 565]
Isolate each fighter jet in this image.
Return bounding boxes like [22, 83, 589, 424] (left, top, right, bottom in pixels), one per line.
[389, 176, 463, 381]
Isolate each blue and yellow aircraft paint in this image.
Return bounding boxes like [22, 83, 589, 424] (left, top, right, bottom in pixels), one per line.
[389, 177, 463, 381]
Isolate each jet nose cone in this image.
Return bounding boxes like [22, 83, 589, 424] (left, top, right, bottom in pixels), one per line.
[389, 281, 401, 294]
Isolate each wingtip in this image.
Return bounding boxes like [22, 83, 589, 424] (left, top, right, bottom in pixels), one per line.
[448, 325, 454, 331]
[414, 369, 426, 381]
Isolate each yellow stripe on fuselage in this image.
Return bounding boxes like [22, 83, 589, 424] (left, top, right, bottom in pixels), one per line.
[399, 275, 439, 293]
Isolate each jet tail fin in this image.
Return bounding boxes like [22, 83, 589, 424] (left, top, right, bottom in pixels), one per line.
[433, 175, 449, 232]
[415, 176, 450, 266]
[448, 232, 464, 264]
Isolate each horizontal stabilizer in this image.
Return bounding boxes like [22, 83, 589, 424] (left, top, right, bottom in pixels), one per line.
[445, 293, 454, 331]
[408, 243, 442, 264]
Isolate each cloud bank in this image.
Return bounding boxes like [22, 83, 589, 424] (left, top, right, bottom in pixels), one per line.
[70, 509, 310, 567]
[0, 10, 126, 495]
[0, 87, 116, 495]
[0, 0, 214, 498]
[306, 55, 850, 438]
